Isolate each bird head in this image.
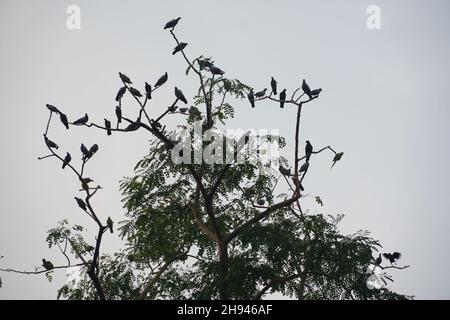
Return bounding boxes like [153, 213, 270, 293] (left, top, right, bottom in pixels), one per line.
[306, 140, 310, 144]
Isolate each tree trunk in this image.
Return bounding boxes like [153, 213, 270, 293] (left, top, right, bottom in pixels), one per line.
[217, 240, 231, 300]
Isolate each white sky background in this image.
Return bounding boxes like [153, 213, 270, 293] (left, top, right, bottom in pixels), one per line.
[1, 0, 449, 299]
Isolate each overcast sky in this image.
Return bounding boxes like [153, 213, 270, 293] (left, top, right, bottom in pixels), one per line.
[1, 0, 449, 299]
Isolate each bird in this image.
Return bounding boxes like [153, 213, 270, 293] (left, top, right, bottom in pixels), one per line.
[383, 252, 401, 264]
[198, 59, 214, 70]
[302, 79, 312, 97]
[279, 165, 291, 176]
[80, 143, 90, 160]
[84, 245, 95, 252]
[44, 136, 59, 149]
[125, 121, 140, 131]
[175, 87, 188, 104]
[305, 140, 313, 161]
[168, 105, 178, 113]
[155, 72, 168, 88]
[271, 77, 277, 95]
[331, 152, 344, 169]
[279, 89, 286, 108]
[60, 113, 69, 129]
[74, 197, 87, 211]
[145, 82, 152, 99]
[104, 119, 112, 136]
[164, 17, 181, 30]
[89, 144, 99, 156]
[129, 87, 142, 98]
[106, 217, 114, 233]
[254, 88, 267, 98]
[310, 88, 322, 98]
[299, 161, 309, 173]
[247, 90, 255, 108]
[62, 152, 71, 169]
[374, 254, 382, 266]
[46, 104, 60, 114]
[115, 86, 126, 101]
[73, 113, 88, 126]
[209, 66, 225, 76]
[42, 259, 54, 271]
[172, 42, 187, 55]
[179, 107, 188, 113]
[115, 106, 122, 124]
[119, 72, 132, 84]
[80, 177, 93, 191]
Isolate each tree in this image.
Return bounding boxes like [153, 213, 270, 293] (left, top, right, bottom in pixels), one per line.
[0, 19, 410, 300]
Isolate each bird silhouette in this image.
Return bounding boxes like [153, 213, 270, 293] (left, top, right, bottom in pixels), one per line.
[175, 87, 188, 104]
[310, 88, 322, 98]
[172, 42, 188, 55]
[73, 113, 88, 126]
[145, 82, 152, 99]
[60, 113, 69, 129]
[80, 143, 90, 160]
[198, 59, 214, 70]
[209, 66, 225, 76]
[279, 165, 291, 176]
[84, 245, 95, 252]
[89, 144, 99, 156]
[383, 252, 401, 264]
[46, 104, 60, 114]
[331, 152, 344, 169]
[305, 140, 313, 161]
[129, 87, 142, 98]
[115, 86, 126, 101]
[155, 72, 168, 88]
[302, 79, 312, 97]
[115, 106, 122, 124]
[74, 197, 87, 211]
[106, 217, 114, 233]
[44, 136, 59, 149]
[247, 90, 255, 108]
[104, 119, 112, 136]
[125, 120, 140, 131]
[271, 77, 277, 95]
[42, 259, 54, 271]
[179, 107, 188, 113]
[254, 88, 267, 98]
[62, 152, 71, 169]
[119, 72, 132, 84]
[164, 17, 181, 30]
[279, 89, 286, 108]
[299, 161, 309, 173]
[375, 254, 382, 266]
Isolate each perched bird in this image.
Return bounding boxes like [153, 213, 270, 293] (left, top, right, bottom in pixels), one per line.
[299, 161, 309, 173]
[302, 79, 312, 97]
[62, 152, 71, 169]
[247, 90, 255, 108]
[168, 105, 178, 113]
[42, 259, 54, 271]
[305, 140, 313, 161]
[125, 121, 140, 131]
[164, 17, 181, 30]
[80, 143, 90, 160]
[172, 42, 188, 55]
[115, 86, 126, 101]
[383, 252, 401, 264]
[209, 66, 225, 76]
[106, 217, 114, 233]
[84, 245, 95, 252]
[279, 165, 291, 176]
[89, 144, 99, 156]
[279, 89, 286, 108]
[179, 107, 188, 113]
[73, 113, 88, 126]
[310, 88, 322, 98]
[375, 254, 382, 266]
[331, 152, 344, 169]
[46, 104, 60, 114]
[104, 119, 112, 136]
[129, 87, 142, 98]
[115, 106, 122, 124]
[44, 136, 59, 149]
[254, 88, 267, 98]
[271, 77, 277, 95]
[80, 177, 93, 190]
[60, 113, 69, 129]
[74, 197, 87, 211]
[155, 72, 168, 88]
[175, 87, 188, 104]
[145, 82, 152, 99]
[198, 59, 214, 70]
[119, 72, 132, 84]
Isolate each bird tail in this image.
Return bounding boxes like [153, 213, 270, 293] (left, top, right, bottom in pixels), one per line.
[172, 51, 176, 55]
[280, 102, 284, 108]
[330, 161, 336, 169]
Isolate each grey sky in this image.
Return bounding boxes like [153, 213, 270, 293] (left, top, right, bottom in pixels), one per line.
[1, 0, 449, 299]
